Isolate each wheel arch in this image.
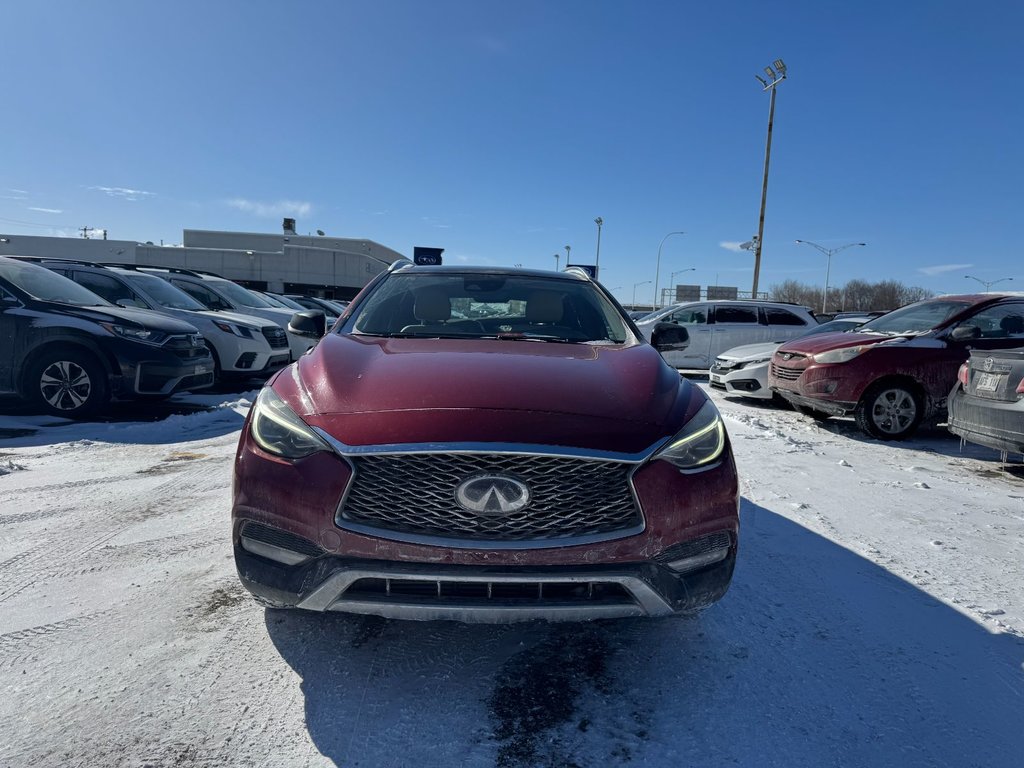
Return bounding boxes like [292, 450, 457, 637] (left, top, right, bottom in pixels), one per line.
[17, 337, 115, 398]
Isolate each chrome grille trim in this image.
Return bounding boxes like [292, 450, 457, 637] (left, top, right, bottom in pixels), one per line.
[336, 453, 645, 547]
[770, 362, 803, 381]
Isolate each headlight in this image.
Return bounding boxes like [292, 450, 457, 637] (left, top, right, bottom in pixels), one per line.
[811, 346, 866, 364]
[213, 320, 254, 338]
[249, 387, 330, 458]
[653, 400, 726, 470]
[100, 323, 168, 346]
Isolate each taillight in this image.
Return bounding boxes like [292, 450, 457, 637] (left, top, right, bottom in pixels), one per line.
[1016, 377, 1024, 396]
[957, 362, 969, 387]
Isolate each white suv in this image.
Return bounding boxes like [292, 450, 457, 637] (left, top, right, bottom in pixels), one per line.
[635, 300, 818, 369]
[140, 268, 320, 361]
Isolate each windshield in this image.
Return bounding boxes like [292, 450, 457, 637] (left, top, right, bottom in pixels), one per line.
[125, 273, 206, 311]
[0, 260, 110, 306]
[212, 280, 274, 308]
[350, 273, 629, 344]
[268, 293, 306, 310]
[858, 299, 972, 335]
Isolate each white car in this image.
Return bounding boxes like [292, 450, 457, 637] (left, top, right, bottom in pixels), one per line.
[27, 259, 292, 381]
[709, 316, 872, 399]
[635, 300, 819, 369]
[139, 268, 321, 361]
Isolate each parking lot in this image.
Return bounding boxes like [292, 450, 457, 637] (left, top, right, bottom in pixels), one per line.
[1, 381, 1021, 768]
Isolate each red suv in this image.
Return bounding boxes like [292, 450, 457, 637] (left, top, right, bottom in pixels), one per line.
[232, 262, 739, 622]
[769, 293, 1024, 440]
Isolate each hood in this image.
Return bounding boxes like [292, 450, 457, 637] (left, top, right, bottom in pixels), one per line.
[776, 331, 919, 356]
[195, 309, 275, 330]
[39, 301, 201, 334]
[274, 334, 700, 452]
[717, 341, 780, 362]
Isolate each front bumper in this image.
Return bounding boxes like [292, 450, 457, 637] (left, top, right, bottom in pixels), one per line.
[234, 536, 736, 622]
[106, 338, 215, 396]
[948, 390, 1024, 454]
[710, 361, 772, 399]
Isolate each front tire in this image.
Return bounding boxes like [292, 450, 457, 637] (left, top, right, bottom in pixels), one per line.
[854, 381, 923, 440]
[28, 348, 109, 419]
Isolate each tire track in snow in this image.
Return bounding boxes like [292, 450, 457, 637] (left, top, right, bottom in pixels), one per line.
[0, 461, 227, 603]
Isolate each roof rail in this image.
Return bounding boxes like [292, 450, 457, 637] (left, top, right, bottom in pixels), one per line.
[4, 254, 111, 269]
[120, 264, 216, 279]
[561, 266, 593, 281]
[387, 258, 414, 273]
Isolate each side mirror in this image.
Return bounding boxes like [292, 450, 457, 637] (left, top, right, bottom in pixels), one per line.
[288, 310, 326, 339]
[652, 322, 690, 352]
[949, 325, 980, 342]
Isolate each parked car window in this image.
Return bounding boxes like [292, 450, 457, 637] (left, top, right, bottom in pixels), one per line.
[124, 273, 207, 311]
[73, 271, 142, 307]
[960, 303, 1024, 339]
[213, 280, 275, 308]
[170, 279, 233, 311]
[0, 260, 108, 306]
[764, 307, 809, 326]
[666, 305, 708, 324]
[858, 299, 972, 335]
[714, 305, 758, 324]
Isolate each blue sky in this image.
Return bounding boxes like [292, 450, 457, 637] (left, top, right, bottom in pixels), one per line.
[2, 1, 1021, 305]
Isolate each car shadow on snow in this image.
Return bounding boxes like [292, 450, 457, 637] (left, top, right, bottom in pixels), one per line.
[265, 499, 1024, 768]
[0, 391, 251, 448]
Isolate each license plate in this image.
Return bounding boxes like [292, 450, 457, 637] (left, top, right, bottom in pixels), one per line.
[710, 374, 722, 383]
[975, 372, 1004, 392]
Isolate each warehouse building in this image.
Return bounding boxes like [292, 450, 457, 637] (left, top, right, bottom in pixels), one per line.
[0, 219, 405, 300]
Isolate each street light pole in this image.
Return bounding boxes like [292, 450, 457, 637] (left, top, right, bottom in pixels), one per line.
[752, 59, 788, 300]
[632, 280, 651, 308]
[965, 275, 1013, 292]
[654, 231, 685, 310]
[553, 253, 560, 271]
[795, 239, 867, 313]
[594, 217, 603, 277]
[564, 245, 571, 268]
[666, 267, 696, 305]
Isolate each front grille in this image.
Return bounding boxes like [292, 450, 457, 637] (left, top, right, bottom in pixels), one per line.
[770, 362, 803, 381]
[341, 453, 642, 542]
[343, 577, 631, 604]
[165, 334, 209, 361]
[240, 521, 324, 558]
[262, 326, 289, 349]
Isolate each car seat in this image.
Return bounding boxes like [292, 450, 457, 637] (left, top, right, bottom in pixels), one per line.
[400, 288, 452, 334]
[999, 314, 1024, 336]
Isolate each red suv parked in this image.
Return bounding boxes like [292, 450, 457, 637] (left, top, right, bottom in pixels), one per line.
[232, 262, 739, 622]
[769, 293, 1024, 440]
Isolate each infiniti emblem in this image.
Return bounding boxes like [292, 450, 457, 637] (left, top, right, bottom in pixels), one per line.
[455, 474, 531, 515]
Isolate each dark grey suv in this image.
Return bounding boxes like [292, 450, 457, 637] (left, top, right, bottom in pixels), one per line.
[0, 257, 214, 418]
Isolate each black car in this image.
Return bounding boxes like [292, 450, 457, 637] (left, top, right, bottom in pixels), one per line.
[0, 256, 214, 418]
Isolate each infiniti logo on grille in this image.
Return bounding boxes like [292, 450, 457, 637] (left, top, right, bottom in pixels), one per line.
[454, 475, 531, 515]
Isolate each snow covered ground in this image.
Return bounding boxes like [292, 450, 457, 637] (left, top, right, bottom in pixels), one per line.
[1, 383, 1022, 767]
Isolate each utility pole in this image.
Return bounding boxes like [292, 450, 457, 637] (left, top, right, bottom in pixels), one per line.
[752, 59, 787, 299]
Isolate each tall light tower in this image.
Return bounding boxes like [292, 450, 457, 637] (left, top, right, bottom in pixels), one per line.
[795, 239, 867, 312]
[751, 58, 787, 300]
[653, 231, 685, 310]
[553, 253, 560, 271]
[965, 275, 1013, 292]
[594, 217, 603, 277]
[564, 245, 571, 267]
